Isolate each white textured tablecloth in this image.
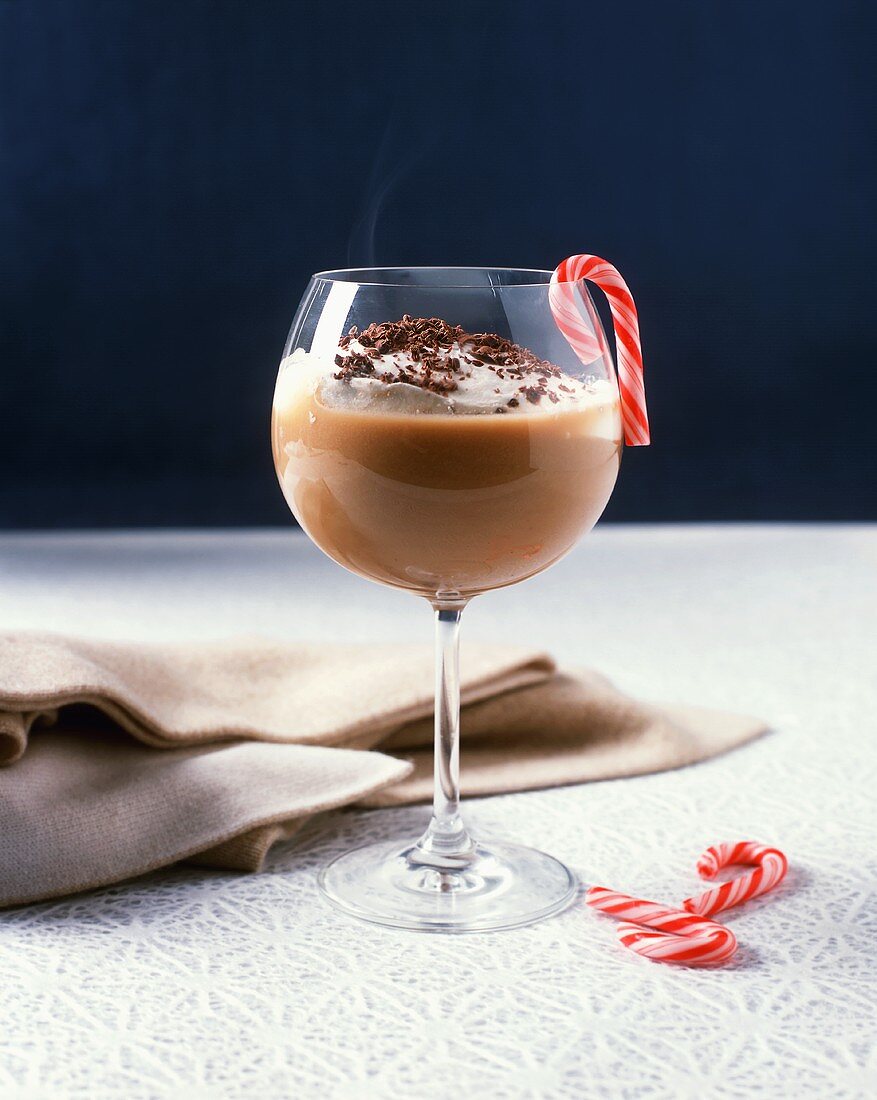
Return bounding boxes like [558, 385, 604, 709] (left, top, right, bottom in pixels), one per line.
[0, 525, 874, 1100]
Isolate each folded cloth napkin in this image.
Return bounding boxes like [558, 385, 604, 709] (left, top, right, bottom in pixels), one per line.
[0, 633, 766, 908]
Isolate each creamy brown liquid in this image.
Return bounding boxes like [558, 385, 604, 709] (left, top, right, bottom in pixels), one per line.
[272, 370, 621, 600]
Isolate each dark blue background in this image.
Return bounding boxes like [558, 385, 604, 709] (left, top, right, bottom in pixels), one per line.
[2, 0, 874, 527]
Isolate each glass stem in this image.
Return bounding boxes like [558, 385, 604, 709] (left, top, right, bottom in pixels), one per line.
[415, 605, 474, 865]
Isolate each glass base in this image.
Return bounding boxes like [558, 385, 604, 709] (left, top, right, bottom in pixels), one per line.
[317, 837, 578, 933]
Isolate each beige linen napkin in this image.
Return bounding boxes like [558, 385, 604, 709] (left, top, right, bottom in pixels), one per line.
[0, 633, 766, 907]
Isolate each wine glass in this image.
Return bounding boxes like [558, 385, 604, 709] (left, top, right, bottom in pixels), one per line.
[271, 267, 622, 932]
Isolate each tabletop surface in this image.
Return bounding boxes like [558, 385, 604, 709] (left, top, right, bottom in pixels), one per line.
[0, 524, 875, 1100]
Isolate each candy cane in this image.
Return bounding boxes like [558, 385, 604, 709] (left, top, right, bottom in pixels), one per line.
[550, 254, 650, 447]
[586, 887, 737, 967]
[585, 841, 789, 967]
[683, 841, 789, 917]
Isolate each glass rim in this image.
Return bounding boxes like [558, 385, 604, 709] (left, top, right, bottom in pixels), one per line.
[311, 266, 560, 289]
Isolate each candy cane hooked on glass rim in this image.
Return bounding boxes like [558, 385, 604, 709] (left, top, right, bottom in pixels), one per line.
[550, 254, 650, 447]
[585, 887, 738, 966]
[683, 841, 789, 918]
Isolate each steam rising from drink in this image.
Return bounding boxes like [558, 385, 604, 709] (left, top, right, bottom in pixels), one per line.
[346, 119, 428, 268]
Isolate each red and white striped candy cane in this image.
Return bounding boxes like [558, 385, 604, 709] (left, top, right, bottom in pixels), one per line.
[585, 887, 738, 967]
[550, 254, 650, 447]
[683, 841, 789, 917]
[585, 841, 789, 967]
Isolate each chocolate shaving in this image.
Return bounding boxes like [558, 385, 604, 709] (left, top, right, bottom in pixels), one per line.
[331, 315, 565, 406]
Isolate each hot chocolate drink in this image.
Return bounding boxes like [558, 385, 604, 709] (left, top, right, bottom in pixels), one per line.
[272, 316, 621, 600]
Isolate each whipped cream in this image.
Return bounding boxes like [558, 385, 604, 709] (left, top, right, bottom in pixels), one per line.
[347, 337, 607, 405]
[276, 346, 619, 417]
[274, 316, 619, 422]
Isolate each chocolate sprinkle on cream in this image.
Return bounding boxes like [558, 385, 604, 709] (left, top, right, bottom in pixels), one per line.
[332, 316, 566, 410]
